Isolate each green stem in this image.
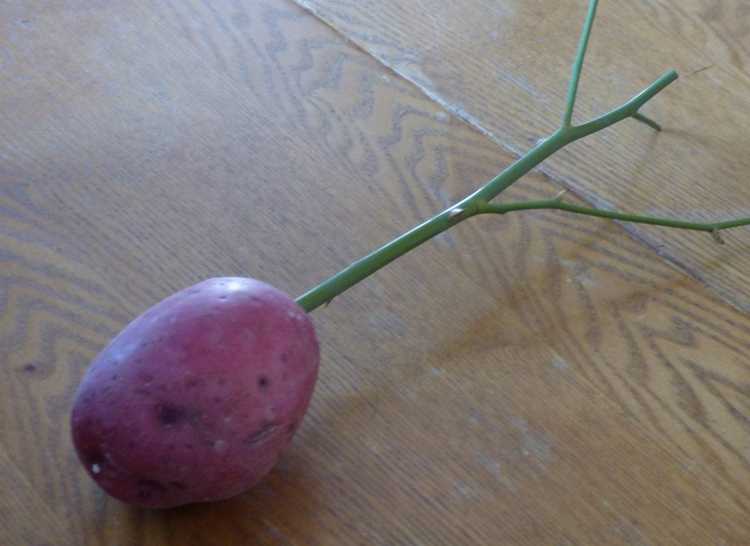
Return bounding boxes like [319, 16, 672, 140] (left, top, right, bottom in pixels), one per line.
[563, 0, 599, 127]
[294, 0, 683, 313]
[295, 70, 676, 312]
[477, 199, 750, 234]
[295, 207, 473, 312]
[560, 0, 665, 134]
[469, 68, 677, 205]
[571, 70, 677, 138]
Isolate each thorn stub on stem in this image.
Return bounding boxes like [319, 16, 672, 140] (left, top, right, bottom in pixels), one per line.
[711, 229, 726, 245]
[632, 111, 663, 132]
[554, 189, 568, 203]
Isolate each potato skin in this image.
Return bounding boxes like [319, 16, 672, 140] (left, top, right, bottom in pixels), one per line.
[71, 277, 319, 508]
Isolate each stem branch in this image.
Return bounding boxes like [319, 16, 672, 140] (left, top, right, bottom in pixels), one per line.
[562, 0, 599, 127]
[294, 0, 691, 313]
[295, 68, 677, 313]
[571, 70, 678, 139]
[476, 199, 750, 234]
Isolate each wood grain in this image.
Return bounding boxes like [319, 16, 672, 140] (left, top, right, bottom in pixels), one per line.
[292, 0, 750, 313]
[0, 446, 80, 546]
[657, 0, 750, 72]
[1, 0, 749, 544]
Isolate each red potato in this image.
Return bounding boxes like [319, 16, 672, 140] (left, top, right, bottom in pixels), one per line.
[70, 277, 319, 508]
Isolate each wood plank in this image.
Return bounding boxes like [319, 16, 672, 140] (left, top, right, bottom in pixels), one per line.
[292, 0, 750, 312]
[1, 0, 749, 544]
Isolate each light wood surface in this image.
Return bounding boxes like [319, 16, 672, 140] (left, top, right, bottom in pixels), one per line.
[1, 1, 749, 544]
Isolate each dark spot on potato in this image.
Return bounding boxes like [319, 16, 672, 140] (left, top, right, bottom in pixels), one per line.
[141, 373, 154, 383]
[185, 377, 201, 389]
[219, 295, 228, 301]
[257, 376, 270, 390]
[212, 396, 223, 404]
[217, 378, 226, 386]
[81, 446, 105, 467]
[281, 353, 289, 363]
[286, 422, 298, 434]
[184, 443, 194, 449]
[111, 374, 119, 381]
[22, 363, 37, 373]
[188, 410, 204, 425]
[246, 423, 280, 446]
[169, 481, 187, 490]
[137, 479, 167, 499]
[128, 441, 136, 449]
[157, 404, 185, 426]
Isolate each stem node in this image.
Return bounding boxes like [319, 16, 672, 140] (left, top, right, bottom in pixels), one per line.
[449, 207, 466, 220]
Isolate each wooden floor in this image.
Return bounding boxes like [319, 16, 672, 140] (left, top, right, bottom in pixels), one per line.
[2, 1, 749, 544]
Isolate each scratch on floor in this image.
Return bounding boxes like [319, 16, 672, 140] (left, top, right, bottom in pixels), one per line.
[510, 416, 554, 466]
